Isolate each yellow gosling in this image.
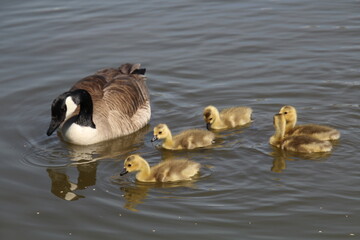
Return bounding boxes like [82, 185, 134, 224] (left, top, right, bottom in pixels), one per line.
[151, 123, 215, 150]
[269, 113, 286, 148]
[279, 105, 340, 141]
[203, 105, 252, 130]
[120, 154, 200, 182]
[270, 113, 332, 153]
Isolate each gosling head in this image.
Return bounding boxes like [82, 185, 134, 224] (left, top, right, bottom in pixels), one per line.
[120, 154, 144, 176]
[151, 124, 170, 142]
[203, 105, 218, 130]
[279, 105, 297, 124]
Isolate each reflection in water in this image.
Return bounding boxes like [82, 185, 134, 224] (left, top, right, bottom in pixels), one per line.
[65, 125, 150, 162]
[119, 180, 197, 211]
[270, 147, 332, 173]
[271, 148, 286, 173]
[47, 161, 97, 201]
[47, 125, 149, 201]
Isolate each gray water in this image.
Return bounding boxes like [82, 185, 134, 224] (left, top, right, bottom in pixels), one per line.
[1, 0, 359, 239]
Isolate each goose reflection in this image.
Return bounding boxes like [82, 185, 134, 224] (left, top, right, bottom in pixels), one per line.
[65, 124, 149, 162]
[270, 146, 332, 173]
[47, 161, 97, 201]
[47, 125, 149, 201]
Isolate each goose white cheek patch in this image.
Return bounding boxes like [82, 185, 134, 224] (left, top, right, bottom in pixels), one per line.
[65, 96, 77, 119]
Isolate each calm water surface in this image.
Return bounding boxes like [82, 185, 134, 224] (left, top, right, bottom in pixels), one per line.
[1, 0, 359, 239]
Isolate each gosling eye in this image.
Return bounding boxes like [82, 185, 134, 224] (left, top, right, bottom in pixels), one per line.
[284, 112, 288, 114]
[209, 118, 213, 121]
[158, 131, 162, 135]
[127, 164, 132, 167]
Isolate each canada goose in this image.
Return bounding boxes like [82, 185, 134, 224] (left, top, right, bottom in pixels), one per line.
[279, 105, 340, 141]
[120, 154, 200, 182]
[46, 63, 151, 145]
[270, 113, 332, 153]
[203, 105, 252, 130]
[151, 123, 215, 150]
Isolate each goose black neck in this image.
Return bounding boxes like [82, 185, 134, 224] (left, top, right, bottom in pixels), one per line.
[71, 89, 96, 128]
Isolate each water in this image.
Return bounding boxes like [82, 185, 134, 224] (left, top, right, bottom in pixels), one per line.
[1, 0, 359, 239]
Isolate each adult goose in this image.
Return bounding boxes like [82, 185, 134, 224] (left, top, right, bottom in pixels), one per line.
[47, 63, 151, 145]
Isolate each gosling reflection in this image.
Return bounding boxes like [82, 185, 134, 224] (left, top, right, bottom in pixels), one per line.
[47, 126, 149, 201]
[270, 148, 287, 173]
[47, 161, 97, 201]
[270, 147, 331, 173]
[119, 178, 197, 211]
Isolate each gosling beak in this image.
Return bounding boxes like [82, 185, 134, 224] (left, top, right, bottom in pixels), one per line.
[120, 168, 128, 176]
[206, 123, 211, 130]
[151, 135, 158, 142]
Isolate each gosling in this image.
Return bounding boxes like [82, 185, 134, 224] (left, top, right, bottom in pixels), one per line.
[279, 105, 340, 141]
[120, 154, 200, 182]
[151, 123, 215, 150]
[203, 105, 252, 130]
[270, 113, 332, 153]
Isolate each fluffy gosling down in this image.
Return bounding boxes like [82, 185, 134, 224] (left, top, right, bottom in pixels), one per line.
[203, 105, 252, 130]
[120, 154, 200, 182]
[151, 123, 215, 150]
[270, 113, 332, 153]
[279, 105, 340, 141]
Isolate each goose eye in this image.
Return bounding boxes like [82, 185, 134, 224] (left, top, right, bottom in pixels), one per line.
[284, 112, 288, 114]
[209, 118, 213, 121]
[127, 164, 132, 167]
[158, 131, 162, 134]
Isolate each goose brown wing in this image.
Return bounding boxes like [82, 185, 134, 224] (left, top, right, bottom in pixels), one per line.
[69, 66, 149, 117]
[70, 74, 107, 100]
[103, 76, 149, 117]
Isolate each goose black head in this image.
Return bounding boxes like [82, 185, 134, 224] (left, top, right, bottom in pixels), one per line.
[46, 90, 83, 136]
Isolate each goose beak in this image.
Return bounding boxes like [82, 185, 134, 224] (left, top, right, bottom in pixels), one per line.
[206, 123, 211, 130]
[151, 136, 158, 142]
[120, 168, 128, 176]
[46, 119, 61, 136]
